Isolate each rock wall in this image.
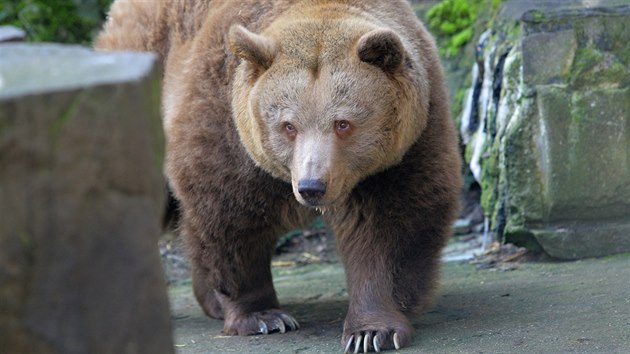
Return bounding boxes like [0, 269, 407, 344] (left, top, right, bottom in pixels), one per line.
[460, 3, 630, 259]
[0, 44, 174, 353]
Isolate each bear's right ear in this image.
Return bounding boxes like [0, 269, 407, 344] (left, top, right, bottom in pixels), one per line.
[228, 25, 277, 70]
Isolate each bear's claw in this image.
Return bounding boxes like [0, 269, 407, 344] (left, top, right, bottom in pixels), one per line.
[224, 309, 299, 336]
[344, 331, 401, 353]
[257, 320, 268, 334]
[280, 313, 300, 331]
[255, 312, 299, 335]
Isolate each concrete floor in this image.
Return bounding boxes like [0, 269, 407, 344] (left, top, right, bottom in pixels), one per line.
[169, 253, 630, 353]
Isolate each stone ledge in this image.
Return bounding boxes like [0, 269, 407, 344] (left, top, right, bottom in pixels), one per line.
[0, 43, 156, 100]
[532, 221, 630, 260]
[0, 26, 25, 42]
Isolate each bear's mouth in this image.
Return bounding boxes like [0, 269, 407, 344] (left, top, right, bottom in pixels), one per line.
[293, 189, 344, 209]
[295, 193, 327, 208]
[297, 199, 333, 211]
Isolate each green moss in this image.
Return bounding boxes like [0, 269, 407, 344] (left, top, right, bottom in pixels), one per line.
[464, 133, 475, 163]
[605, 18, 630, 66]
[568, 46, 629, 88]
[606, 62, 628, 84]
[451, 87, 468, 124]
[571, 47, 603, 79]
[620, 39, 630, 66]
[524, 10, 546, 23]
[571, 93, 585, 125]
[500, 22, 522, 48]
[479, 174, 496, 216]
[479, 139, 501, 217]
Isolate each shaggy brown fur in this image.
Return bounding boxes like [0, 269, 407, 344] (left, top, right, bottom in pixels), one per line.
[96, 0, 461, 352]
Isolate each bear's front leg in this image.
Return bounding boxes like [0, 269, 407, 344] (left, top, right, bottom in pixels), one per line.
[327, 173, 455, 352]
[177, 165, 300, 336]
[188, 240, 300, 336]
[332, 214, 415, 353]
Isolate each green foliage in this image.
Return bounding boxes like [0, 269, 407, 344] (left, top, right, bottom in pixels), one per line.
[427, 0, 503, 57]
[0, 0, 113, 44]
[427, 0, 478, 57]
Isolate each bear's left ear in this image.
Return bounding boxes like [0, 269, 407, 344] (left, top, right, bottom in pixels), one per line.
[356, 29, 405, 73]
[228, 25, 277, 69]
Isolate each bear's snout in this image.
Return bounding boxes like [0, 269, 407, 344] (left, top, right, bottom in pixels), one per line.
[297, 178, 327, 205]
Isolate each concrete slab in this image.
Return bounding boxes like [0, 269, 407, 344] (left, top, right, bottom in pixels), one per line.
[170, 254, 630, 353]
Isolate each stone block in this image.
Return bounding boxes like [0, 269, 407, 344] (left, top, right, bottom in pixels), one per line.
[532, 222, 630, 260]
[0, 44, 173, 354]
[502, 96, 546, 227]
[522, 30, 577, 85]
[538, 87, 630, 221]
[462, 2, 630, 259]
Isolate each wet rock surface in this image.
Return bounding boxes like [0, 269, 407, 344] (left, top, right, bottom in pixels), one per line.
[0, 44, 173, 354]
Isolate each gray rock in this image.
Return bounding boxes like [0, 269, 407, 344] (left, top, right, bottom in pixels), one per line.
[0, 26, 25, 43]
[521, 30, 576, 85]
[0, 44, 157, 99]
[499, 0, 630, 20]
[0, 44, 173, 353]
[453, 218, 472, 235]
[533, 222, 630, 260]
[460, 4, 630, 259]
[538, 87, 630, 221]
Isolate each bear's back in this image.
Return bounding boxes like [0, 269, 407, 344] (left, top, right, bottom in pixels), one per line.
[95, 0, 424, 63]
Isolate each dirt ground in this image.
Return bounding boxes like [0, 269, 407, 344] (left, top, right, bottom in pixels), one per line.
[168, 252, 630, 353]
[158, 191, 630, 353]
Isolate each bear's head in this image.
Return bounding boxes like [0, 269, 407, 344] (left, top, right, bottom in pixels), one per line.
[229, 14, 429, 207]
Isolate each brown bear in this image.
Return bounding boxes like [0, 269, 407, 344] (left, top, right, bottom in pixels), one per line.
[96, 0, 461, 352]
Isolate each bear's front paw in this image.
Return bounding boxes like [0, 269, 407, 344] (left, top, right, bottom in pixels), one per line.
[223, 309, 299, 336]
[341, 316, 413, 353]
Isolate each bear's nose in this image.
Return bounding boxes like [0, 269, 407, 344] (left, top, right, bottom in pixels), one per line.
[297, 179, 327, 204]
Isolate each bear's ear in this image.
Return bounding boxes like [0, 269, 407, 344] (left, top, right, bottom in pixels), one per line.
[228, 25, 277, 69]
[356, 29, 405, 73]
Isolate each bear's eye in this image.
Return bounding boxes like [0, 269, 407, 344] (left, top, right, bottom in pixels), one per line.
[284, 122, 297, 138]
[335, 120, 352, 137]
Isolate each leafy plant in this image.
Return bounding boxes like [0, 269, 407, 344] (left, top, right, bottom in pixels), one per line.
[0, 0, 113, 44]
[427, 0, 501, 57]
[427, 0, 479, 57]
